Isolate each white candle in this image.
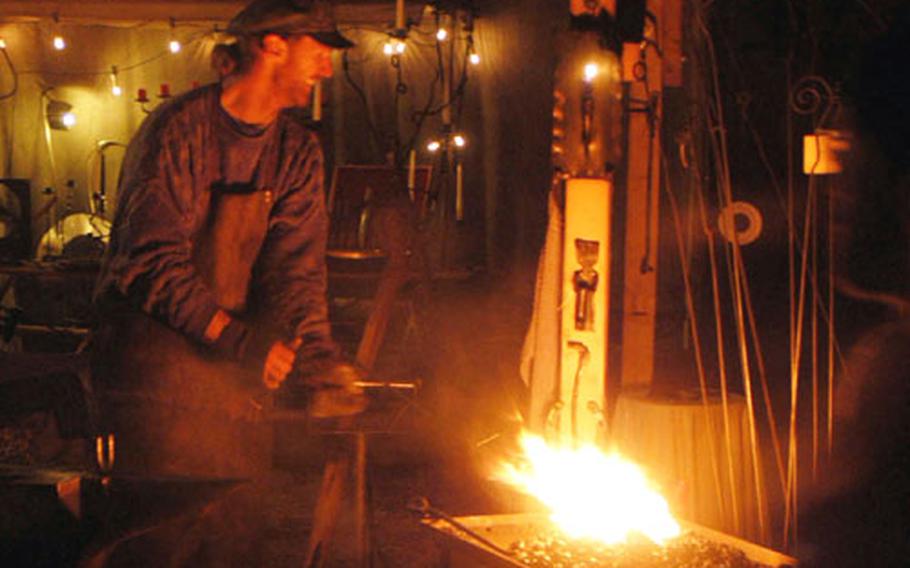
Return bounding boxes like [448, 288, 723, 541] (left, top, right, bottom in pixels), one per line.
[441, 14, 452, 126]
[395, 0, 406, 30]
[407, 149, 416, 200]
[455, 162, 464, 221]
[312, 80, 322, 122]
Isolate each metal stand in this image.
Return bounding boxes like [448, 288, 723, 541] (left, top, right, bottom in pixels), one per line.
[305, 240, 416, 568]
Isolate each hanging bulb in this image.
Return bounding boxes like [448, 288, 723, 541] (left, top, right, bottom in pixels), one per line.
[384, 38, 405, 56]
[62, 111, 76, 128]
[453, 134, 467, 148]
[467, 39, 480, 66]
[52, 13, 66, 50]
[168, 19, 181, 53]
[110, 66, 122, 97]
[0, 38, 7, 50]
[436, 28, 448, 41]
[427, 140, 441, 152]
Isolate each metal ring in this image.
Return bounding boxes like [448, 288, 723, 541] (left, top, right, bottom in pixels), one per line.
[717, 201, 763, 246]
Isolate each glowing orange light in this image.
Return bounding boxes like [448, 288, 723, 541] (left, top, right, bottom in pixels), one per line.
[496, 432, 681, 545]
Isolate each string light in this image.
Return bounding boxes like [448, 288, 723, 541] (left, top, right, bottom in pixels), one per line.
[52, 13, 66, 51]
[168, 18, 181, 53]
[383, 38, 406, 56]
[468, 35, 480, 65]
[427, 140, 442, 152]
[453, 134, 466, 148]
[110, 66, 122, 97]
[436, 28, 448, 41]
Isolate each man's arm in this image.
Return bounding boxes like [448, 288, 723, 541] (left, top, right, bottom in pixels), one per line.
[253, 132, 337, 362]
[100, 114, 269, 365]
[102, 118, 221, 340]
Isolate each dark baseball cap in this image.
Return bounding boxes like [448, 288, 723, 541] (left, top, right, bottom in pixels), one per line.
[227, 0, 354, 49]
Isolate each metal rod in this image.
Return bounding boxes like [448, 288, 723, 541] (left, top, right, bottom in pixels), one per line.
[353, 380, 419, 391]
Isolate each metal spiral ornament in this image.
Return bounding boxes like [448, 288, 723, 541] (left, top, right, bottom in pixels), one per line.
[789, 75, 836, 121]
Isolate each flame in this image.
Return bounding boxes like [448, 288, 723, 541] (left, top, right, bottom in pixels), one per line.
[496, 433, 681, 545]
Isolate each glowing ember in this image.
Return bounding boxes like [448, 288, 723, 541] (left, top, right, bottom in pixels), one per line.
[496, 433, 681, 546]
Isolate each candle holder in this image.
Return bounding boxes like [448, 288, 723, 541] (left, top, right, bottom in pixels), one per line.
[581, 63, 598, 169]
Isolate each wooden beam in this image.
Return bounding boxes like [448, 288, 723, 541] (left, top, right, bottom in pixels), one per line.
[0, 1, 422, 27]
[620, 0, 663, 389]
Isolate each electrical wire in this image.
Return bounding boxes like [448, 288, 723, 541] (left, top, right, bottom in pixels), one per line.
[0, 47, 19, 101]
[18, 30, 210, 76]
[403, 29, 444, 160]
[341, 49, 385, 159]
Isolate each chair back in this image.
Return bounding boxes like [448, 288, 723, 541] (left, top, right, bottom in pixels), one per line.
[326, 165, 432, 254]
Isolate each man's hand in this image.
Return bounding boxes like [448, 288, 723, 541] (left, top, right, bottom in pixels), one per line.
[262, 337, 302, 390]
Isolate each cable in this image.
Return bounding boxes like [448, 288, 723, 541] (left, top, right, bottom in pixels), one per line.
[18, 30, 210, 76]
[0, 47, 19, 101]
[341, 49, 385, 159]
[403, 28, 444, 161]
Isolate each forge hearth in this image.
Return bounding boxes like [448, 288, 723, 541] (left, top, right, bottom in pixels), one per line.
[423, 513, 797, 568]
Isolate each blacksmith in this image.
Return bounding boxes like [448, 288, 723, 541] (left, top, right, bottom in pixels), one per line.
[90, 0, 363, 563]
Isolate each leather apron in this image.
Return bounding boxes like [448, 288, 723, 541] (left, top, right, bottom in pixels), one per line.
[92, 139, 279, 479]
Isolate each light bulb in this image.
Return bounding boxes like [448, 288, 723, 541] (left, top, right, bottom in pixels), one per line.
[469, 52, 480, 65]
[53, 35, 66, 50]
[436, 28, 448, 41]
[383, 41, 394, 56]
[62, 112, 76, 128]
[395, 39, 406, 54]
[110, 66, 122, 97]
[584, 62, 598, 83]
[169, 39, 181, 54]
[427, 140, 441, 152]
[453, 134, 466, 148]
[0, 38, 7, 50]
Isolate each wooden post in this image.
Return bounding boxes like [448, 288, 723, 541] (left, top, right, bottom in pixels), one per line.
[559, 178, 612, 446]
[620, 0, 664, 389]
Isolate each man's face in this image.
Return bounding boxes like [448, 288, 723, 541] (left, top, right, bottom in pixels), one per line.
[274, 35, 334, 108]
